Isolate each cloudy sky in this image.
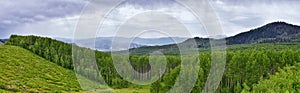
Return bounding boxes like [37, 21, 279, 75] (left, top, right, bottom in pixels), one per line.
[0, 0, 300, 39]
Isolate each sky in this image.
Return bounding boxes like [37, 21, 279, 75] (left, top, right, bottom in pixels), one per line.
[1, 0, 300, 39]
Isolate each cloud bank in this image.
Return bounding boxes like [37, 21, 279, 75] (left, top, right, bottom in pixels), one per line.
[1, 0, 300, 39]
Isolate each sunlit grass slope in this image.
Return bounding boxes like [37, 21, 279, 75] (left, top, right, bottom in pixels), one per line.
[0, 45, 111, 92]
[0, 45, 81, 92]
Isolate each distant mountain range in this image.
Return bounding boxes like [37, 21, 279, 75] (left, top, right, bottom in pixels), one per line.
[55, 37, 188, 51]
[0, 39, 8, 45]
[5, 21, 299, 52]
[0, 39, 8, 43]
[126, 22, 300, 54]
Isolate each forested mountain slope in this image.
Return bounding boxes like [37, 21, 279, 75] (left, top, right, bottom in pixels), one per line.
[227, 22, 300, 44]
[126, 22, 300, 55]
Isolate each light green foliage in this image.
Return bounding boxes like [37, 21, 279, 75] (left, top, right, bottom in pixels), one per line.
[251, 63, 300, 93]
[151, 49, 300, 93]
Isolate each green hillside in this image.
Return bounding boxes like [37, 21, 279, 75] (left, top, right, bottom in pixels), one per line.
[0, 45, 110, 92]
[4, 35, 152, 92]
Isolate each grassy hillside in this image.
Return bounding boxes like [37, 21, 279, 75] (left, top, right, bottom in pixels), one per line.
[0, 45, 110, 92]
[3, 35, 151, 92]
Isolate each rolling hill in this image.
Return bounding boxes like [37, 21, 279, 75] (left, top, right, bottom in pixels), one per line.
[0, 45, 110, 92]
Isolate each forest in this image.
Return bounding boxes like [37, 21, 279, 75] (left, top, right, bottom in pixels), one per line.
[3, 35, 300, 92]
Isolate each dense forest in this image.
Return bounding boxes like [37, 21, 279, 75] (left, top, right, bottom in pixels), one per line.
[150, 49, 300, 93]
[4, 35, 300, 92]
[251, 62, 300, 92]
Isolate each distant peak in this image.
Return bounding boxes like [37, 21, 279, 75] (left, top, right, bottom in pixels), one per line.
[266, 21, 292, 26]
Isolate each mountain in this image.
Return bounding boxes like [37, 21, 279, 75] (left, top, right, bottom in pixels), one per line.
[0, 39, 8, 44]
[56, 37, 187, 51]
[227, 22, 300, 44]
[125, 22, 300, 55]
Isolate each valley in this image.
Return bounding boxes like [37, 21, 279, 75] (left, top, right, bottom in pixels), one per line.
[0, 22, 300, 92]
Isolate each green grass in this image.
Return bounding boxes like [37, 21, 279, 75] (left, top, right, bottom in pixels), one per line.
[0, 45, 112, 92]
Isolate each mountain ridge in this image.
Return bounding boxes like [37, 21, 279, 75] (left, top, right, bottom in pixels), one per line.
[226, 21, 300, 44]
[125, 21, 300, 55]
[55, 37, 188, 51]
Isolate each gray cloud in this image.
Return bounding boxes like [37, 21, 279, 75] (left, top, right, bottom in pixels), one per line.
[2, 0, 300, 39]
[210, 0, 300, 36]
[0, 0, 86, 38]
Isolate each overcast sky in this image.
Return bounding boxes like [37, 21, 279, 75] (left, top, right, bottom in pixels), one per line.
[1, 0, 300, 39]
